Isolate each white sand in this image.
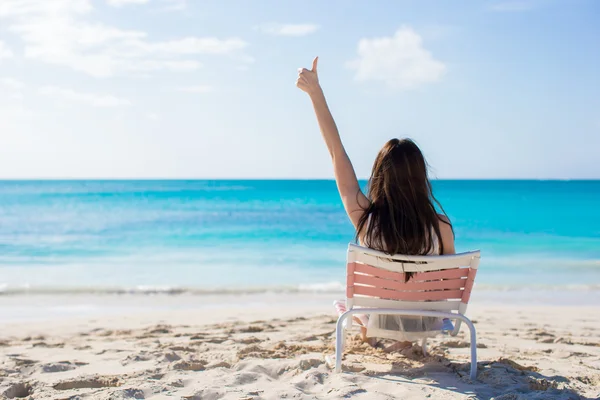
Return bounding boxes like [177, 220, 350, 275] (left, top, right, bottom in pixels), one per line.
[1, 296, 599, 399]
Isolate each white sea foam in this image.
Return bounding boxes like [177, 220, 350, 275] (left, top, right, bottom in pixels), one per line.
[1, 282, 598, 297]
[297, 281, 346, 292]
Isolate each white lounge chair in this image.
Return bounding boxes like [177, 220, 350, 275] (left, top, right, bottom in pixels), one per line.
[334, 244, 481, 380]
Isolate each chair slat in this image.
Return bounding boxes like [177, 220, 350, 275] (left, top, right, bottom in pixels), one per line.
[349, 244, 480, 265]
[411, 268, 470, 281]
[353, 262, 469, 283]
[352, 262, 404, 281]
[352, 297, 463, 311]
[351, 246, 478, 272]
[462, 268, 478, 304]
[354, 274, 467, 292]
[353, 285, 464, 301]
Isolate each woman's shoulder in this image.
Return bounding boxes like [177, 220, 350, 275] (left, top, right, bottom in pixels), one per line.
[437, 213, 451, 225]
[436, 214, 453, 234]
[436, 213, 455, 254]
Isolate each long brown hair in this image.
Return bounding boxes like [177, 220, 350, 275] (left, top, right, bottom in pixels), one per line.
[356, 138, 451, 259]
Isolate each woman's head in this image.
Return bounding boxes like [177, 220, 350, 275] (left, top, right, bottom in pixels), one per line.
[356, 138, 450, 256]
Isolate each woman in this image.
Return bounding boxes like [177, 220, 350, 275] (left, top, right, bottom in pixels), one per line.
[296, 57, 455, 350]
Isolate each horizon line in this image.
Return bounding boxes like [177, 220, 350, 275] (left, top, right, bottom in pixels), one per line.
[0, 178, 598, 182]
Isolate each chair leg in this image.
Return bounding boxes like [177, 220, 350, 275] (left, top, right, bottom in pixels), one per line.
[462, 317, 478, 380]
[450, 320, 463, 337]
[335, 312, 348, 373]
[421, 338, 428, 356]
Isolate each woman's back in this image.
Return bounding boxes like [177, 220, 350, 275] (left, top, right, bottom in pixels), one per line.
[361, 213, 455, 257]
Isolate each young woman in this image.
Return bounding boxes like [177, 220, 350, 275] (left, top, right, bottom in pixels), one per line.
[296, 57, 455, 350]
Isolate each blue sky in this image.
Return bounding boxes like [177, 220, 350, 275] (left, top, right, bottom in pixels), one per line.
[0, 0, 598, 179]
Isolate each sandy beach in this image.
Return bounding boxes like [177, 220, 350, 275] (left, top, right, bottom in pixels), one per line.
[1, 294, 598, 399]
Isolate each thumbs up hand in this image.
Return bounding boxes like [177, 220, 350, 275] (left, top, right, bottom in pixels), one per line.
[296, 57, 321, 95]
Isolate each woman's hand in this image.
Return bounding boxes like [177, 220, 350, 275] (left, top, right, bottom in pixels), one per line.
[296, 57, 321, 96]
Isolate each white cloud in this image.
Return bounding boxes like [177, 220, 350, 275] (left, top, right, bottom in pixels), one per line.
[0, 77, 24, 89]
[145, 112, 160, 120]
[143, 37, 247, 55]
[119, 59, 201, 74]
[256, 23, 319, 37]
[38, 86, 132, 107]
[160, 0, 187, 11]
[0, 77, 25, 100]
[175, 85, 212, 93]
[489, 1, 535, 12]
[347, 27, 446, 90]
[0, 41, 14, 59]
[0, 0, 249, 77]
[107, 0, 150, 7]
[0, 0, 93, 17]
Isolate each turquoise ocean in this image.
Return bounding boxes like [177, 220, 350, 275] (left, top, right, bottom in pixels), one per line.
[1, 180, 599, 297]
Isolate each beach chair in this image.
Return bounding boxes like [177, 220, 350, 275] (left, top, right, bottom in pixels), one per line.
[334, 244, 481, 380]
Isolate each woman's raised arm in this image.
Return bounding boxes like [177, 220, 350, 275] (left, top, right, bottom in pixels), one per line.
[296, 57, 369, 228]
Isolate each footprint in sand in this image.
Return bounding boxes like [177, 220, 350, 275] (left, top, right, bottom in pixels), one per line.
[188, 333, 207, 340]
[147, 325, 172, 335]
[286, 317, 307, 323]
[172, 360, 206, 371]
[237, 345, 274, 359]
[538, 337, 556, 343]
[167, 346, 196, 352]
[527, 329, 556, 342]
[3, 382, 33, 399]
[231, 371, 262, 386]
[237, 325, 265, 333]
[107, 388, 145, 399]
[204, 337, 230, 344]
[340, 388, 368, 397]
[554, 350, 592, 359]
[95, 349, 127, 355]
[162, 352, 182, 362]
[238, 336, 262, 345]
[528, 376, 561, 391]
[41, 361, 82, 373]
[576, 375, 600, 386]
[297, 358, 323, 371]
[206, 361, 231, 369]
[121, 352, 153, 365]
[53, 375, 121, 390]
[300, 330, 335, 342]
[168, 378, 185, 387]
[443, 340, 487, 349]
[11, 358, 37, 368]
[32, 341, 65, 348]
[183, 388, 225, 400]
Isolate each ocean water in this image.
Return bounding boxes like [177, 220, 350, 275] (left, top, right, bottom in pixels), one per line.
[0, 180, 599, 296]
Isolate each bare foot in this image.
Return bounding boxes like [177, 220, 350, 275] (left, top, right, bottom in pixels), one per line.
[383, 340, 413, 353]
[360, 326, 368, 342]
[359, 327, 380, 347]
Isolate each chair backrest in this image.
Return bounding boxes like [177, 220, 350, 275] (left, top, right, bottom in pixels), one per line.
[346, 244, 480, 315]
